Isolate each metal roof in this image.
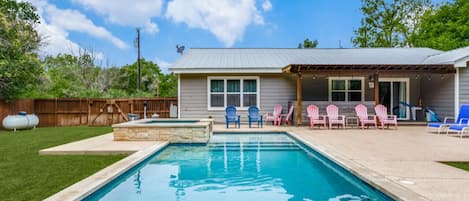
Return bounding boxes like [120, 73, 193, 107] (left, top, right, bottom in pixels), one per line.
[423, 46, 469, 67]
[169, 48, 468, 74]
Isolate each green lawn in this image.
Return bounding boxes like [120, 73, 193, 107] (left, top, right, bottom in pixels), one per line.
[442, 162, 469, 172]
[0, 126, 127, 201]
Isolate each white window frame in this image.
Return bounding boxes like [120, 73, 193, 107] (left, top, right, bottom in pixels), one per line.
[207, 76, 260, 111]
[328, 77, 365, 102]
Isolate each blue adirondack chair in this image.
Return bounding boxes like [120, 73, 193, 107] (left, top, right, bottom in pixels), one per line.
[225, 105, 240, 128]
[248, 106, 263, 128]
[427, 104, 469, 134]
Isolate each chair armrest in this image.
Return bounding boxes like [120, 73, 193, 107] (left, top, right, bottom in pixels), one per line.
[459, 118, 469, 125]
[388, 115, 397, 120]
[444, 116, 455, 123]
[339, 115, 346, 120]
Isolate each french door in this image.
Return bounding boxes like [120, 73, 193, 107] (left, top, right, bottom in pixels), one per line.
[378, 78, 410, 120]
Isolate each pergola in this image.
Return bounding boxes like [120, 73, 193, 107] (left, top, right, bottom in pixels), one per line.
[282, 64, 457, 126]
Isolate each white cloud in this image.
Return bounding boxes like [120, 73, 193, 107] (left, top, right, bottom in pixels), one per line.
[43, 3, 128, 49]
[165, 0, 266, 47]
[72, 0, 163, 34]
[262, 0, 272, 12]
[26, 0, 125, 58]
[154, 57, 173, 74]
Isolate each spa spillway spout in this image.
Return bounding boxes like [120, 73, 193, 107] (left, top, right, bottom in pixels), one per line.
[143, 101, 148, 119]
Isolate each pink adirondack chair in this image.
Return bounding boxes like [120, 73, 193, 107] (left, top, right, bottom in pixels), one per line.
[375, 104, 398, 129]
[307, 104, 327, 128]
[265, 104, 282, 126]
[355, 104, 377, 129]
[326, 104, 345, 129]
[279, 105, 295, 126]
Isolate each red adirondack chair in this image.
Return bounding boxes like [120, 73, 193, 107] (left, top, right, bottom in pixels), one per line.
[307, 104, 327, 129]
[326, 104, 345, 129]
[375, 104, 398, 129]
[279, 105, 295, 126]
[355, 104, 377, 129]
[265, 104, 282, 126]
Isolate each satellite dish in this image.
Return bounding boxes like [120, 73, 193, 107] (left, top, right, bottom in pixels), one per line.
[176, 45, 185, 55]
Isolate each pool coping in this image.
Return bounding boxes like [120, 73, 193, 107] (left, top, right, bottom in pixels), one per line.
[43, 141, 169, 201]
[285, 131, 430, 201]
[112, 118, 213, 128]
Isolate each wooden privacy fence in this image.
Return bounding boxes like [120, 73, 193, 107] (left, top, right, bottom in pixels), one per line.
[0, 98, 177, 128]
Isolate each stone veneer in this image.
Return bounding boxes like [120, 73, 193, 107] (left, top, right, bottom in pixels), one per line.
[112, 119, 213, 143]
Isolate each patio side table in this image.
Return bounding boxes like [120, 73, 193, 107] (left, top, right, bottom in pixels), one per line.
[346, 116, 359, 128]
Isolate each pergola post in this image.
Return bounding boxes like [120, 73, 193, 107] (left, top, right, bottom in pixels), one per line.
[296, 72, 302, 126]
[374, 73, 379, 105]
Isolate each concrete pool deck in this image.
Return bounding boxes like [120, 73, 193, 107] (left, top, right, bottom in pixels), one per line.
[39, 133, 161, 155]
[42, 125, 469, 201]
[215, 125, 469, 201]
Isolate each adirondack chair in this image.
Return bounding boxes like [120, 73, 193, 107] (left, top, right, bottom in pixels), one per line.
[375, 104, 397, 129]
[225, 105, 240, 128]
[355, 104, 377, 129]
[326, 104, 345, 128]
[279, 105, 294, 126]
[265, 104, 282, 126]
[428, 104, 469, 134]
[307, 104, 327, 128]
[248, 106, 263, 128]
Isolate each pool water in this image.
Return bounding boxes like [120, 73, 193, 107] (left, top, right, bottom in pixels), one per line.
[84, 133, 394, 201]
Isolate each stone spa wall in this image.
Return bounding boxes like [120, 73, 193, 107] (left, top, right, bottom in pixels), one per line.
[112, 119, 213, 143]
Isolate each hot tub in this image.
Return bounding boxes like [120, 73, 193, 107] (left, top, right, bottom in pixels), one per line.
[112, 119, 214, 143]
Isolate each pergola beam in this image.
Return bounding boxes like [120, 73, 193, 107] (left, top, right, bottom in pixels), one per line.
[282, 64, 456, 74]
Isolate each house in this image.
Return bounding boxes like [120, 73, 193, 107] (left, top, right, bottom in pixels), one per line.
[169, 47, 469, 125]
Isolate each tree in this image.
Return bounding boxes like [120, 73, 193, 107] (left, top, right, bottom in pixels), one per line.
[0, 0, 42, 100]
[158, 73, 177, 97]
[297, 38, 318, 48]
[352, 0, 431, 47]
[412, 0, 469, 51]
[114, 59, 162, 97]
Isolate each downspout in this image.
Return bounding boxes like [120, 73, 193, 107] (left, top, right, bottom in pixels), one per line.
[455, 68, 460, 119]
[177, 73, 181, 119]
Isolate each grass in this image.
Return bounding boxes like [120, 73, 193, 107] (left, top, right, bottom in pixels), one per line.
[442, 162, 469, 172]
[0, 126, 127, 201]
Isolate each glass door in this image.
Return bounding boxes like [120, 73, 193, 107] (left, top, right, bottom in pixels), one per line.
[379, 78, 409, 120]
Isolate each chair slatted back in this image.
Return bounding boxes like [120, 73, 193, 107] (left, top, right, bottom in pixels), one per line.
[374, 104, 388, 119]
[326, 104, 339, 120]
[355, 104, 368, 120]
[248, 106, 259, 119]
[225, 105, 237, 121]
[307, 104, 320, 120]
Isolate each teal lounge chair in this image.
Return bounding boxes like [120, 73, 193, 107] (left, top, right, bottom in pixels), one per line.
[427, 104, 469, 134]
[225, 105, 240, 128]
[248, 106, 263, 128]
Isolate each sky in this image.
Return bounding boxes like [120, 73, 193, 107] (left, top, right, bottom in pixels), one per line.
[25, 0, 395, 73]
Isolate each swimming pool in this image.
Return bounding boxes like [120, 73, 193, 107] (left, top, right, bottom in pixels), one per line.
[84, 133, 394, 201]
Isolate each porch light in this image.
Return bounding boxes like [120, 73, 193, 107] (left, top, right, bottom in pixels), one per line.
[368, 75, 374, 88]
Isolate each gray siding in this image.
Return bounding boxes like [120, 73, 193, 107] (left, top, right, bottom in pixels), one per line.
[421, 74, 455, 119]
[179, 73, 440, 123]
[459, 68, 469, 110]
[179, 74, 295, 123]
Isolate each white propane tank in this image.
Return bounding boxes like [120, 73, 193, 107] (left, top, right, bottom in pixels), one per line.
[2, 112, 39, 131]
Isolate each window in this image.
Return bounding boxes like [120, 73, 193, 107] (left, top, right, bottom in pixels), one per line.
[329, 77, 364, 101]
[208, 77, 259, 110]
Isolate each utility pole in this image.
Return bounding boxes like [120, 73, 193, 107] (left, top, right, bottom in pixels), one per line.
[136, 28, 141, 94]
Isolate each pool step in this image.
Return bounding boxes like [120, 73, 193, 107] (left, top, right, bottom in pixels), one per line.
[207, 142, 301, 151]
